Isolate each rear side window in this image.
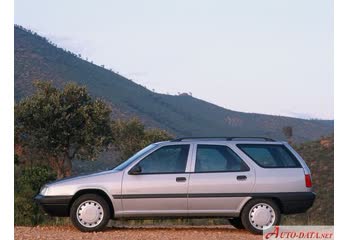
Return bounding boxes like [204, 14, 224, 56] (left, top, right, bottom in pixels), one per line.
[237, 144, 301, 168]
[195, 145, 249, 172]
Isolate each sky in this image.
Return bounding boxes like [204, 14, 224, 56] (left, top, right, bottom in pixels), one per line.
[14, 0, 333, 119]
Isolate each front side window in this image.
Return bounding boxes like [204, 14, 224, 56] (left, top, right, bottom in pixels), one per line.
[237, 144, 301, 168]
[136, 144, 190, 174]
[195, 145, 249, 172]
[114, 144, 158, 171]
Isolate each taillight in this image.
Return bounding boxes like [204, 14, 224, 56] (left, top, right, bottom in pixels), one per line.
[305, 174, 312, 188]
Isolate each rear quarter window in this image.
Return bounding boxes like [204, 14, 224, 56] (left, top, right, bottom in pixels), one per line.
[195, 144, 249, 172]
[237, 144, 301, 168]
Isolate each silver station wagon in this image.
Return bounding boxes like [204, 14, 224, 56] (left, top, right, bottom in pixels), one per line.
[35, 137, 315, 234]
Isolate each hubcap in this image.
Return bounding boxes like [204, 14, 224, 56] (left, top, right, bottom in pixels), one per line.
[249, 203, 275, 230]
[76, 200, 104, 228]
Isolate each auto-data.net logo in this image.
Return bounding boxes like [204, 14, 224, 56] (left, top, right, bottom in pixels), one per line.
[263, 226, 334, 240]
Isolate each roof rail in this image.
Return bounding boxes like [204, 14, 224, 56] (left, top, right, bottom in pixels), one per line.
[171, 136, 275, 142]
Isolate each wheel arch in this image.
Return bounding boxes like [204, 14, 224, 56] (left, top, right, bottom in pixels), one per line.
[270, 197, 284, 213]
[69, 189, 115, 217]
[240, 196, 283, 216]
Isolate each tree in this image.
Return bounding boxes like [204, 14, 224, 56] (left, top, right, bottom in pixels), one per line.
[282, 126, 293, 143]
[112, 118, 172, 160]
[15, 81, 113, 178]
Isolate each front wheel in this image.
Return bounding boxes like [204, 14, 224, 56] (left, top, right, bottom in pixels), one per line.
[70, 194, 110, 232]
[240, 198, 281, 235]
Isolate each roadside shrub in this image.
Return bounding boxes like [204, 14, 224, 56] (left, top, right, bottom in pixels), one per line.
[14, 165, 56, 225]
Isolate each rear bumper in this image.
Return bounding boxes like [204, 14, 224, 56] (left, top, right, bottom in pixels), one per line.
[276, 192, 316, 214]
[249, 192, 316, 214]
[34, 194, 72, 217]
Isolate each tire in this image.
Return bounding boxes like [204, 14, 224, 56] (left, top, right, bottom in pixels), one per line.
[240, 198, 281, 235]
[70, 194, 110, 232]
[228, 218, 245, 229]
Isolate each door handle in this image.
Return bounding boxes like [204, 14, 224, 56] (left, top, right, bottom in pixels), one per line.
[176, 177, 187, 182]
[236, 175, 247, 181]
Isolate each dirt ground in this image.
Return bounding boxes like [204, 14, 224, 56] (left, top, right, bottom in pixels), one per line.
[15, 225, 262, 240]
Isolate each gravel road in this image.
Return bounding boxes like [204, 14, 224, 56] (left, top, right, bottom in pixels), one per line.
[15, 225, 262, 240]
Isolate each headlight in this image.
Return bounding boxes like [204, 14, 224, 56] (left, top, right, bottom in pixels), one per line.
[40, 185, 49, 196]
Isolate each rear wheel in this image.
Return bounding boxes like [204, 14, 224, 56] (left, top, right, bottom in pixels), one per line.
[240, 198, 280, 235]
[228, 218, 245, 229]
[70, 194, 110, 232]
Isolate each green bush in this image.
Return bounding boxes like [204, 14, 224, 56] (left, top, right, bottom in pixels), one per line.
[14, 165, 56, 225]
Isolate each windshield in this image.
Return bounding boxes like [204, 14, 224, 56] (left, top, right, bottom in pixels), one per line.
[113, 144, 158, 171]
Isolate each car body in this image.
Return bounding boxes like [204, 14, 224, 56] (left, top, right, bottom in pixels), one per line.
[35, 137, 315, 234]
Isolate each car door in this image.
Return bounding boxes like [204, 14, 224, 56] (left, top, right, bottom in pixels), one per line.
[188, 143, 255, 216]
[121, 144, 192, 217]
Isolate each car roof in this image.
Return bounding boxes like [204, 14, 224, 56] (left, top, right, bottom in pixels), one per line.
[155, 138, 285, 146]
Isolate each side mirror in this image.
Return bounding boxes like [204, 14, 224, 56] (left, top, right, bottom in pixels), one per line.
[129, 165, 142, 175]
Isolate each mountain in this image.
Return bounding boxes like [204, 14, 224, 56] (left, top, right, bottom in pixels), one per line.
[14, 25, 333, 142]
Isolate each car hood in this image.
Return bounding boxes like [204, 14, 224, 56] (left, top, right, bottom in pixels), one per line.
[47, 169, 119, 187]
[43, 169, 124, 197]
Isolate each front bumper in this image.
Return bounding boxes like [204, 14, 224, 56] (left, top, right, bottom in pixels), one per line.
[34, 194, 72, 217]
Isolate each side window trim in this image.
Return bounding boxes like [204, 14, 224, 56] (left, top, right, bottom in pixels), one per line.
[189, 143, 198, 173]
[191, 143, 250, 173]
[127, 144, 193, 175]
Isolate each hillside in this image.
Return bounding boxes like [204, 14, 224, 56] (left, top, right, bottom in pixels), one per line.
[282, 136, 334, 225]
[14, 25, 333, 141]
